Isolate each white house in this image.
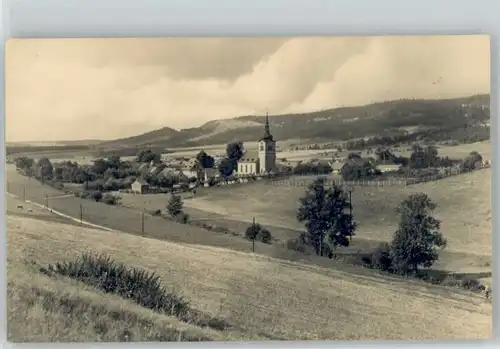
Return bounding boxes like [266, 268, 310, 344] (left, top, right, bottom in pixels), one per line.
[376, 164, 402, 173]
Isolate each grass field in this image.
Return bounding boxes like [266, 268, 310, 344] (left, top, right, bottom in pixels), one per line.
[139, 167, 491, 258]
[6, 209, 492, 341]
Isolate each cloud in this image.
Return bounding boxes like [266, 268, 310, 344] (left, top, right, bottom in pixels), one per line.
[6, 35, 490, 142]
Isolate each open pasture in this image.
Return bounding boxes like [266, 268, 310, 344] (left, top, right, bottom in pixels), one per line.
[179, 169, 491, 257]
[7, 214, 492, 340]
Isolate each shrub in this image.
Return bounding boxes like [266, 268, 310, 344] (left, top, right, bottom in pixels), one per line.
[370, 243, 393, 272]
[103, 193, 121, 205]
[167, 194, 183, 217]
[39, 253, 230, 330]
[245, 222, 273, 244]
[151, 209, 162, 216]
[286, 238, 307, 253]
[90, 191, 103, 202]
[40, 253, 189, 316]
[174, 212, 190, 224]
[257, 228, 272, 244]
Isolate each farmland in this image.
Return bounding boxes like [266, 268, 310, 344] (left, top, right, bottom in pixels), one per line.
[6, 209, 492, 340]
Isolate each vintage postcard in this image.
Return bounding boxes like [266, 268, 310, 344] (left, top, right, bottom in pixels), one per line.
[5, 35, 492, 342]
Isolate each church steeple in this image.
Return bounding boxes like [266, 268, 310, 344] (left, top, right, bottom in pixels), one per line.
[261, 112, 274, 141]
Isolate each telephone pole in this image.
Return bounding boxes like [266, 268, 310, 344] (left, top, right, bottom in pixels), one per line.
[252, 217, 256, 252]
[22, 187, 26, 202]
[349, 189, 353, 242]
[141, 210, 145, 234]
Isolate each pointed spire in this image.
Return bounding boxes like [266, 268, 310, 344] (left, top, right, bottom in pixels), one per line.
[260, 110, 274, 142]
[264, 111, 270, 136]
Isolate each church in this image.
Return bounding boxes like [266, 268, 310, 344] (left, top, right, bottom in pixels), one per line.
[237, 113, 277, 176]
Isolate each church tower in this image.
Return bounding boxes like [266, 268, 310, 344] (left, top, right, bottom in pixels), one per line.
[258, 112, 276, 174]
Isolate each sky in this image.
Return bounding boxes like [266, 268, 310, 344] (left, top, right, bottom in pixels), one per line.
[5, 35, 490, 142]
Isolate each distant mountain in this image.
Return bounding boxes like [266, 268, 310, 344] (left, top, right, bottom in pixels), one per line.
[97, 127, 181, 149]
[97, 94, 490, 150]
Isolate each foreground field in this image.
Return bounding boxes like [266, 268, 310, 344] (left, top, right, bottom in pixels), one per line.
[7, 211, 492, 341]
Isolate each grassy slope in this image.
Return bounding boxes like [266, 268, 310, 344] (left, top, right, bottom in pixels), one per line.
[7, 211, 492, 341]
[6, 199, 236, 342]
[177, 154, 491, 256]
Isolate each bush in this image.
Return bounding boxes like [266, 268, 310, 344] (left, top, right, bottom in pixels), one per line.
[370, 243, 393, 272]
[257, 228, 272, 244]
[90, 191, 103, 202]
[245, 222, 273, 244]
[40, 253, 189, 316]
[286, 237, 308, 253]
[103, 193, 121, 205]
[151, 209, 162, 216]
[174, 212, 190, 224]
[39, 253, 230, 330]
[167, 195, 183, 217]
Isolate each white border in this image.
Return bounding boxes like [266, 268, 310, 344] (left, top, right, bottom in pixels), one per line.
[1, 0, 498, 348]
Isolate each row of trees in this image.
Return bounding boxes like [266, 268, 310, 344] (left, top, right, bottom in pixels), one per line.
[338, 145, 484, 182]
[295, 177, 447, 275]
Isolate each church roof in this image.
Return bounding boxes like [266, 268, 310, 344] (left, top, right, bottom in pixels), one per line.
[259, 113, 274, 142]
[239, 150, 259, 163]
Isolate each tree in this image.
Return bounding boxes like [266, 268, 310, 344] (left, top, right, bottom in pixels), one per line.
[296, 177, 357, 257]
[218, 158, 235, 177]
[245, 222, 272, 244]
[36, 157, 53, 181]
[196, 150, 215, 169]
[347, 152, 361, 160]
[136, 149, 161, 164]
[375, 148, 396, 164]
[409, 145, 439, 169]
[461, 151, 483, 171]
[14, 156, 35, 171]
[389, 193, 447, 275]
[167, 194, 184, 217]
[340, 160, 378, 181]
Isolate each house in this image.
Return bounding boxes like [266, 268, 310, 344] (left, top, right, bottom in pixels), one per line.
[160, 168, 189, 183]
[181, 170, 198, 181]
[237, 113, 277, 176]
[376, 164, 402, 173]
[138, 163, 150, 176]
[131, 178, 149, 194]
[330, 162, 346, 174]
[149, 163, 167, 176]
[279, 159, 302, 170]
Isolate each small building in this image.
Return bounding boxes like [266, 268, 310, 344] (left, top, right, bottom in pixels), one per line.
[330, 162, 347, 174]
[376, 164, 402, 173]
[131, 178, 149, 194]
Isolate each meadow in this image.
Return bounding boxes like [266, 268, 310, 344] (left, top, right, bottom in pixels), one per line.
[6, 206, 492, 341]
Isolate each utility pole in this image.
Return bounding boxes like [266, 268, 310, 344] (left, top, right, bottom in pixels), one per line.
[252, 217, 256, 253]
[45, 195, 49, 209]
[141, 210, 145, 234]
[22, 187, 26, 202]
[349, 189, 353, 242]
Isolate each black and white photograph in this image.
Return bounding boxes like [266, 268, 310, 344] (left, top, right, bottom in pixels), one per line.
[5, 35, 492, 342]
